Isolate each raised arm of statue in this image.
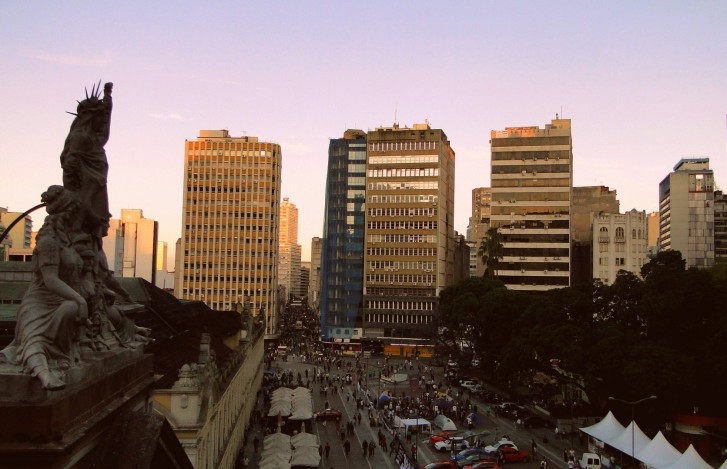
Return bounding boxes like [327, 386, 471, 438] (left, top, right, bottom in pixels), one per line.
[99, 82, 113, 146]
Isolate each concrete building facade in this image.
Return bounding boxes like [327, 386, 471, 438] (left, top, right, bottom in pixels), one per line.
[308, 237, 322, 311]
[105, 209, 159, 284]
[176, 130, 281, 338]
[362, 122, 455, 340]
[658, 158, 715, 269]
[278, 197, 302, 300]
[714, 191, 727, 262]
[570, 186, 620, 285]
[0, 208, 33, 251]
[490, 118, 572, 290]
[466, 187, 491, 277]
[592, 209, 648, 285]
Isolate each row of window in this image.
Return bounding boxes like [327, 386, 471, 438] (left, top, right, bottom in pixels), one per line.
[367, 260, 436, 271]
[366, 300, 434, 311]
[368, 181, 438, 191]
[365, 313, 433, 325]
[367, 221, 438, 231]
[597, 227, 646, 240]
[367, 247, 437, 257]
[491, 178, 571, 188]
[491, 150, 569, 161]
[186, 185, 276, 194]
[368, 234, 437, 243]
[366, 274, 436, 284]
[365, 287, 437, 297]
[368, 155, 439, 165]
[369, 194, 438, 204]
[369, 208, 436, 217]
[368, 168, 439, 178]
[369, 141, 439, 152]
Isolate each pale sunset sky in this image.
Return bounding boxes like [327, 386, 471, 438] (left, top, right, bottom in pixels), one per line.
[1, 1, 726, 268]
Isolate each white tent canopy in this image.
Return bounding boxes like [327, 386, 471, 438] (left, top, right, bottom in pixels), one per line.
[291, 432, 319, 448]
[660, 444, 713, 469]
[580, 411, 627, 442]
[290, 447, 321, 467]
[718, 458, 727, 469]
[606, 421, 651, 456]
[634, 431, 681, 468]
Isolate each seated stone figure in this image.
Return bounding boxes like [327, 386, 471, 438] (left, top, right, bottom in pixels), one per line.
[0, 186, 89, 390]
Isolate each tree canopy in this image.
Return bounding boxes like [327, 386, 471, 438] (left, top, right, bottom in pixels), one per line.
[437, 251, 727, 417]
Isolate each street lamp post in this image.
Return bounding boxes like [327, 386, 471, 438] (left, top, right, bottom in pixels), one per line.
[608, 395, 657, 461]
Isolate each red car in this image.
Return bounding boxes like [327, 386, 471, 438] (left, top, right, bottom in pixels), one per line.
[498, 446, 530, 463]
[429, 430, 457, 446]
[314, 409, 342, 421]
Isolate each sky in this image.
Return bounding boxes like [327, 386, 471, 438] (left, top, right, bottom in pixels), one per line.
[1, 1, 726, 269]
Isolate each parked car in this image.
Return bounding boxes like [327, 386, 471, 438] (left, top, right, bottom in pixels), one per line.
[498, 446, 530, 463]
[450, 447, 488, 463]
[434, 437, 471, 452]
[578, 452, 602, 469]
[464, 462, 501, 469]
[429, 430, 457, 446]
[314, 409, 342, 421]
[484, 440, 517, 454]
[421, 462, 457, 469]
[455, 451, 494, 467]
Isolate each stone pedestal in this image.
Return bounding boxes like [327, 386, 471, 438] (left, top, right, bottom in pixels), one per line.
[0, 349, 156, 468]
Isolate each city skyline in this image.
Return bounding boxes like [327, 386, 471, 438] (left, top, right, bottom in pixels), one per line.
[2, 2, 726, 267]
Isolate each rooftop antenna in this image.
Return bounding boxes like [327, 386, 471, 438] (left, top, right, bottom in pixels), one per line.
[394, 108, 398, 126]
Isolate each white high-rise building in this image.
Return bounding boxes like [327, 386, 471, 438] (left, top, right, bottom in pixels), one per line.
[105, 209, 158, 284]
[658, 158, 715, 268]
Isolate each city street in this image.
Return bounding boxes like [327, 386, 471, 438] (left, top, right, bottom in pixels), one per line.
[242, 353, 590, 469]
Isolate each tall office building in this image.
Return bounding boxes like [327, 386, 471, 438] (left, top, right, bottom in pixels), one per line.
[714, 191, 727, 262]
[0, 208, 33, 250]
[646, 211, 660, 258]
[320, 130, 367, 341]
[363, 122, 455, 340]
[104, 209, 159, 284]
[466, 188, 491, 277]
[592, 210, 648, 285]
[490, 118, 572, 290]
[278, 197, 302, 300]
[658, 158, 714, 269]
[308, 237, 322, 311]
[176, 130, 282, 338]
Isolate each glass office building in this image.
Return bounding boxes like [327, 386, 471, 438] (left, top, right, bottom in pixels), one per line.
[320, 130, 367, 340]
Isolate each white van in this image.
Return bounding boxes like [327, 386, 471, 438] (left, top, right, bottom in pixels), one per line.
[579, 452, 602, 469]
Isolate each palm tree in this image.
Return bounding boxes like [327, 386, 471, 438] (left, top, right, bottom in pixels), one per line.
[477, 227, 504, 278]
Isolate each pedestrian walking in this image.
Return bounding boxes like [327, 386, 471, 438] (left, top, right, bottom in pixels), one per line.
[368, 441, 376, 457]
[531, 438, 538, 456]
[362, 439, 368, 456]
[344, 439, 351, 457]
[325, 442, 331, 459]
[540, 457, 548, 468]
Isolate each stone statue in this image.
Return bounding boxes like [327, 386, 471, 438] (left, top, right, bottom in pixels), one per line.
[0, 83, 149, 390]
[0, 186, 90, 389]
[60, 81, 113, 237]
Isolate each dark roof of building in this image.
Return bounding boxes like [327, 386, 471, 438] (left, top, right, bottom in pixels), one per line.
[0, 276, 244, 390]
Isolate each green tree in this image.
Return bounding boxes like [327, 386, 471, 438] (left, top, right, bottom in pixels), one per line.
[477, 227, 504, 278]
